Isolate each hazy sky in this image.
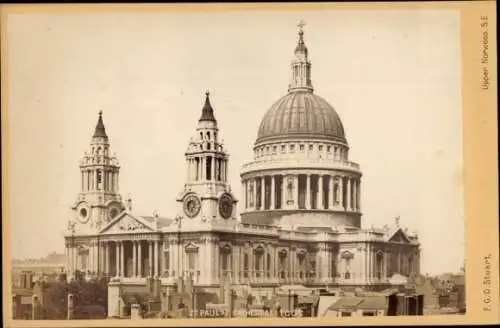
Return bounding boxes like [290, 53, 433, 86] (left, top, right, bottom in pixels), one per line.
[6, 8, 463, 275]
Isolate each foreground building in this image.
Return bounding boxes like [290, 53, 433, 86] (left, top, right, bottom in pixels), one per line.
[64, 24, 421, 313]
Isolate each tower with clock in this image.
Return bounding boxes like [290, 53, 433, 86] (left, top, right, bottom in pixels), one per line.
[71, 111, 126, 233]
[176, 91, 238, 228]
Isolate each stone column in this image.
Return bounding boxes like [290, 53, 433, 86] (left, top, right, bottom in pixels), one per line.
[281, 175, 287, 209]
[306, 174, 311, 209]
[352, 179, 357, 211]
[338, 177, 344, 209]
[242, 181, 247, 209]
[253, 179, 257, 211]
[232, 246, 239, 283]
[132, 241, 137, 277]
[137, 241, 142, 277]
[329, 176, 335, 209]
[270, 175, 276, 210]
[346, 178, 351, 211]
[154, 240, 159, 277]
[115, 242, 120, 277]
[120, 241, 125, 277]
[148, 240, 153, 277]
[357, 180, 361, 211]
[200, 157, 205, 181]
[211, 157, 215, 181]
[261, 176, 266, 210]
[294, 175, 299, 209]
[104, 242, 109, 275]
[318, 174, 324, 210]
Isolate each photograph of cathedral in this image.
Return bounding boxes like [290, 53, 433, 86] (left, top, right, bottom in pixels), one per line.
[65, 22, 421, 313]
[7, 7, 467, 320]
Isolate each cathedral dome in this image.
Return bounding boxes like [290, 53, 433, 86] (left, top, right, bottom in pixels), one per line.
[256, 90, 347, 145]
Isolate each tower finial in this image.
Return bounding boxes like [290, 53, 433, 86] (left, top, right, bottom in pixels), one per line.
[93, 110, 108, 139]
[199, 90, 217, 122]
[288, 21, 313, 92]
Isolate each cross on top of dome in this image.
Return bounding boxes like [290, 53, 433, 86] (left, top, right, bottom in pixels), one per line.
[297, 20, 306, 32]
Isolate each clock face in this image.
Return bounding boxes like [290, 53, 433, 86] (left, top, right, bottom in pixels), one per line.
[108, 205, 121, 220]
[183, 194, 201, 218]
[218, 193, 233, 219]
[77, 203, 91, 223]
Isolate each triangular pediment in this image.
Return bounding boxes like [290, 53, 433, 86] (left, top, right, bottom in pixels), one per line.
[99, 212, 154, 234]
[387, 229, 411, 244]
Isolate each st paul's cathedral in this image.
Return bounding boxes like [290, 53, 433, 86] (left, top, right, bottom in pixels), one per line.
[64, 24, 421, 301]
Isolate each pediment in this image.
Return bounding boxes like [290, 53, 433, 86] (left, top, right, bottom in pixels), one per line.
[388, 229, 411, 244]
[99, 212, 153, 234]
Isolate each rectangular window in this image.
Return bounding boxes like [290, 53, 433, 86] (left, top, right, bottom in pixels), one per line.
[164, 252, 170, 271]
[341, 312, 352, 317]
[327, 146, 331, 152]
[222, 253, 229, 271]
[290, 144, 295, 152]
[309, 144, 314, 151]
[363, 312, 376, 316]
[281, 145, 286, 153]
[272, 146, 277, 153]
[243, 254, 249, 270]
[319, 145, 323, 151]
[299, 144, 305, 151]
[187, 253, 196, 270]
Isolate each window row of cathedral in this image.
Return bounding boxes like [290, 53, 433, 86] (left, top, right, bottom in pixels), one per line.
[254, 142, 348, 161]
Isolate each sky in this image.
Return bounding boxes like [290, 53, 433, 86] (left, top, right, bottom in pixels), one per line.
[5, 8, 463, 275]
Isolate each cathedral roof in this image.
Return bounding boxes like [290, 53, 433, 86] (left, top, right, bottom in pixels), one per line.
[92, 111, 108, 139]
[255, 23, 347, 146]
[199, 91, 217, 122]
[256, 91, 347, 145]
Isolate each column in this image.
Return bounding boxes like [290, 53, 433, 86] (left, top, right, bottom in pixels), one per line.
[120, 241, 125, 277]
[211, 157, 215, 181]
[137, 241, 142, 277]
[346, 178, 352, 211]
[161, 244, 167, 276]
[294, 175, 299, 209]
[281, 175, 287, 209]
[260, 176, 265, 210]
[242, 181, 247, 209]
[148, 241, 153, 277]
[115, 242, 120, 277]
[224, 160, 228, 182]
[329, 176, 335, 209]
[357, 180, 361, 211]
[253, 179, 257, 211]
[338, 177, 344, 209]
[132, 241, 137, 277]
[154, 240, 159, 277]
[200, 157, 205, 181]
[352, 179, 357, 211]
[305, 174, 311, 209]
[318, 175, 324, 210]
[270, 175, 276, 210]
[105, 243, 110, 275]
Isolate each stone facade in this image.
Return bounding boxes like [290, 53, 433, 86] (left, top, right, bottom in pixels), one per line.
[64, 24, 421, 316]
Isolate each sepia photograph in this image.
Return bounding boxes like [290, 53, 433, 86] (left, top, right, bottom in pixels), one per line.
[2, 2, 498, 327]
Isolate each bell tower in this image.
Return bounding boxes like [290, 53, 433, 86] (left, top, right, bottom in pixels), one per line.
[71, 111, 125, 233]
[176, 92, 237, 228]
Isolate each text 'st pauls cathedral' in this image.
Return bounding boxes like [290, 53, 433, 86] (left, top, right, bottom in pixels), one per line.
[65, 24, 421, 307]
